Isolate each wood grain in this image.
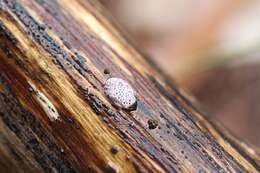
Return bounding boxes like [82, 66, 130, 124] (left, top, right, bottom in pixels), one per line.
[0, 0, 259, 172]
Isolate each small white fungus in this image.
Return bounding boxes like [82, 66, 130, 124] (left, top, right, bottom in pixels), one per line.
[104, 77, 136, 110]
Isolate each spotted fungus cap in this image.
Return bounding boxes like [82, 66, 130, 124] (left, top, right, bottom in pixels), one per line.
[104, 77, 137, 110]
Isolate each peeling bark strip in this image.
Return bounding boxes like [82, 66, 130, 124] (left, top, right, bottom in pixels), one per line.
[0, 0, 259, 172]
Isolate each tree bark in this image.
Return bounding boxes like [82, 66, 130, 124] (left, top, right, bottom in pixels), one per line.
[0, 0, 259, 172]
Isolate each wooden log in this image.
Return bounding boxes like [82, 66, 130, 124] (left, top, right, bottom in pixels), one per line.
[0, 0, 259, 172]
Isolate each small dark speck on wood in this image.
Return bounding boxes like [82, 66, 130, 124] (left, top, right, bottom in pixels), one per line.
[110, 145, 119, 154]
[104, 68, 110, 74]
[147, 119, 158, 129]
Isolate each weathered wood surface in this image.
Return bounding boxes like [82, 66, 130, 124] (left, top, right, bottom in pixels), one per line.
[0, 0, 259, 172]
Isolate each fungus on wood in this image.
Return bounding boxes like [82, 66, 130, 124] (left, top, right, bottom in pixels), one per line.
[0, 0, 259, 173]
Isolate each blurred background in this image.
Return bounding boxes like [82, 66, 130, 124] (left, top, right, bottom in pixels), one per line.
[100, 0, 260, 147]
